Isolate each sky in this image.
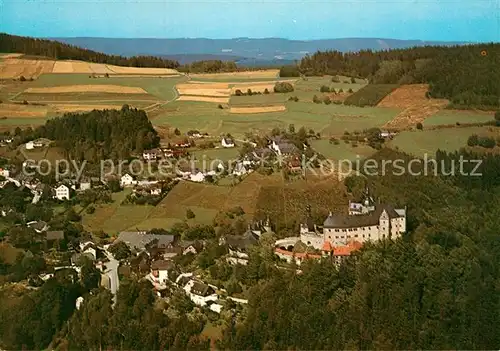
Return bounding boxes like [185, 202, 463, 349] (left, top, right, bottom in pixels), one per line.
[0, 0, 499, 42]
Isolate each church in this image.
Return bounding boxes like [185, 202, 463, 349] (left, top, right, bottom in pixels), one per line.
[300, 190, 406, 250]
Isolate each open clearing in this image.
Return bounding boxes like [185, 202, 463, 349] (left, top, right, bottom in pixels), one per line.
[0, 103, 49, 118]
[152, 100, 400, 138]
[424, 110, 494, 126]
[229, 94, 286, 106]
[389, 126, 486, 157]
[378, 84, 449, 129]
[24, 84, 148, 94]
[230, 105, 286, 114]
[310, 139, 376, 161]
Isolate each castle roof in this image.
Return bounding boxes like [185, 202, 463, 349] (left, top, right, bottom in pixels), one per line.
[323, 204, 402, 229]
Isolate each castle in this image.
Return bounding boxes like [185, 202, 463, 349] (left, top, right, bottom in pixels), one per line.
[299, 190, 406, 250]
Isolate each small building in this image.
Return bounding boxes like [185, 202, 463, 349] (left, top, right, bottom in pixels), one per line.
[27, 220, 49, 233]
[224, 231, 260, 265]
[54, 184, 70, 201]
[151, 260, 175, 286]
[143, 149, 162, 161]
[25, 141, 35, 150]
[184, 279, 218, 307]
[221, 137, 235, 148]
[79, 179, 92, 191]
[0, 168, 9, 178]
[120, 174, 135, 187]
[190, 171, 205, 183]
[232, 162, 248, 177]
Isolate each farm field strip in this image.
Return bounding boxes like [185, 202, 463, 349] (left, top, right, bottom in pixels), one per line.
[177, 96, 229, 103]
[230, 105, 286, 114]
[24, 84, 148, 94]
[424, 110, 495, 126]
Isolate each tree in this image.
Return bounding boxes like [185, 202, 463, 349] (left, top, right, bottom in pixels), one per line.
[467, 134, 479, 146]
[416, 122, 423, 130]
[351, 76, 356, 83]
[186, 208, 196, 219]
[264, 88, 270, 94]
[247, 88, 253, 96]
[323, 96, 332, 105]
[288, 124, 295, 134]
[274, 82, 294, 93]
[19, 75, 26, 82]
[107, 241, 131, 260]
[79, 256, 101, 291]
[495, 110, 500, 125]
[174, 128, 181, 135]
[218, 104, 224, 109]
[86, 205, 95, 214]
[234, 89, 243, 96]
[320, 85, 330, 93]
[312, 95, 321, 104]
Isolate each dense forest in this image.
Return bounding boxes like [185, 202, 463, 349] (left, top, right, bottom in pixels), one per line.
[33, 105, 159, 161]
[219, 148, 500, 350]
[281, 43, 500, 109]
[178, 60, 238, 73]
[0, 33, 179, 69]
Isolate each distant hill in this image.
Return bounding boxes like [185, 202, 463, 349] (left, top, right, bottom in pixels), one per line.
[50, 37, 468, 61]
[159, 54, 243, 65]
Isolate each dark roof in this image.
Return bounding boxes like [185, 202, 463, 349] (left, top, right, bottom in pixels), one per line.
[323, 204, 402, 229]
[225, 231, 259, 251]
[117, 232, 175, 252]
[278, 142, 299, 154]
[46, 231, 64, 241]
[223, 137, 234, 144]
[151, 260, 175, 271]
[191, 281, 214, 296]
[179, 240, 203, 251]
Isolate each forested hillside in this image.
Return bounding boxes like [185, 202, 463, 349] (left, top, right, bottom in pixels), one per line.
[281, 43, 500, 109]
[0, 33, 179, 69]
[33, 105, 159, 161]
[219, 148, 500, 350]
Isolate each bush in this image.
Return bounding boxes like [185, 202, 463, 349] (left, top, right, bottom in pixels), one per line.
[19, 75, 26, 82]
[22, 100, 28, 105]
[234, 89, 243, 96]
[331, 76, 340, 83]
[274, 82, 294, 93]
[478, 136, 496, 148]
[312, 95, 321, 104]
[247, 88, 253, 96]
[333, 100, 342, 105]
[495, 110, 500, 123]
[320, 85, 330, 93]
[186, 208, 195, 219]
[416, 122, 423, 130]
[86, 205, 95, 214]
[467, 134, 479, 146]
[348, 88, 354, 93]
[338, 88, 344, 93]
[264, 88, 270, 94]
[218, 104, 223, 109]
[323, 96, 331, 105]
[351, 77, 356, 83]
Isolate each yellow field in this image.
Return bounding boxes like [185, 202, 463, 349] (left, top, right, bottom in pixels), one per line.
[0, 59, 55, 79]
[25, 84, 148, 94]
[0, 103, 48, 118]
[177, 96, 229, 103]
[176, 83, 231, 97]
[0, 57, 179, 79]
[190, 69, 279, 79]
[0, 53, 24, 59]
[229, 105, 286, 114]
[50, 104, 124, 112]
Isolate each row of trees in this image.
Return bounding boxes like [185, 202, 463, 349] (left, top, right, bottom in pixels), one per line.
[0, 33, 179, 68]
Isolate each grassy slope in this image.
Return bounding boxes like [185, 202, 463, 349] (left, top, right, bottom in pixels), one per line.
[152, 100, 400, 138]
[310, 139, 376, 161]
[389, 126, 487, 157]
[424, 110, 495, 126]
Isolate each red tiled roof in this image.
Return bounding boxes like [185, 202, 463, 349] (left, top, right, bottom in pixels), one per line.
[333, 241, 363, 256]
[322, 241, 333, 252]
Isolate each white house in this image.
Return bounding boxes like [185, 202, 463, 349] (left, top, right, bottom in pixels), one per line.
[120, 174, 135, 187]
[232, 163, 248, 177]
[221, 137, 235, 148]
[25, 141, 34, 150]
[183, 279, 218, 307]
[151, 260, 174, 286]
[54, 184, 70, 201]
[79, 241, 97, 260]
[189, 172, 205, 183]
[0, 168, 9, 178]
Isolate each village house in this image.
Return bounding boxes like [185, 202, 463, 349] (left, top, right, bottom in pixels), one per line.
[183, 279, 218, 307]
[189, 171, 205, 183]
[178, 240, 204, 255]
[120, 173, 136, 187]
[54, 184, 70, 201]
[45, 230, 64, 242]
[0, 168, 9, 178]
[142, 148, 162, 161]
[116, 231, 176, 255]
[269, 136, 300, 157]
[221, 137, 235, 148]
[232, 162, 249, 177]
[223, 231, 260, 265]
[27, 220, 49, 233]
[150, 260, 175, 286]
